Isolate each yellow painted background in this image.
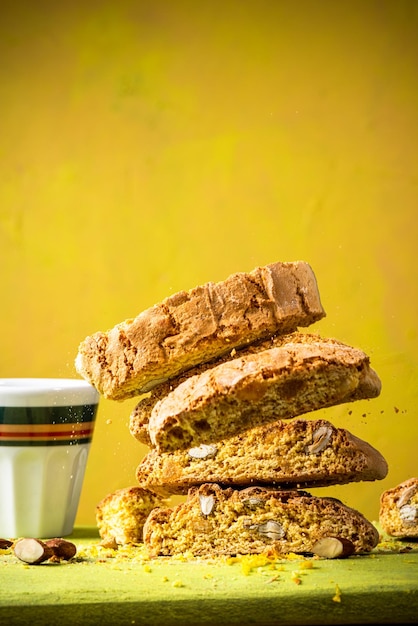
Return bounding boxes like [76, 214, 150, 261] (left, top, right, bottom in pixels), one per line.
[1, 0, 417, 526]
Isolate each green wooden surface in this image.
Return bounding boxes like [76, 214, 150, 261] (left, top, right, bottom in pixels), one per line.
[1, 526, 417, 625]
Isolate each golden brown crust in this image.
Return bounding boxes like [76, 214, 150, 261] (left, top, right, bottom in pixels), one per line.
[142, 484, 379, 557]
[75, 261, 325, 400]
[95, 486, 168, 545]
[379, 477, 418, 538]
[135, 418, 388, 495]
[145, 334, 381, 453]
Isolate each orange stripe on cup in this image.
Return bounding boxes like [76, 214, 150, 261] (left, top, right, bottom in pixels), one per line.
[0, 421, 95, 443]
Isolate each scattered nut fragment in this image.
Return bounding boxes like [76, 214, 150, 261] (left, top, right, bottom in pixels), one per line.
[0, 538, 13, 550]
[306, 425, 333, 455]
[188, 444, 218, 460]
[13, 538, 54, 565]
[311, 536, 355, 559]
[199, 494, 216, 516]
[44, 538, 77, 561]
[256, 520, 285, 541]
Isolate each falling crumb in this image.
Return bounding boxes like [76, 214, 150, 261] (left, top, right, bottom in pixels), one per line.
[106, 419, 112, 425]
[332, 584, 342, 602]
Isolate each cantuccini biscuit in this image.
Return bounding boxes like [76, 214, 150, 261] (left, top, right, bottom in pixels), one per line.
[379, 477, 418, 538]
[130, 332, 305, 447]
[143, 483, 379, 557]
[143, 334, 381, 453]
[75, 261, 325, 400]
[95, 486, 168, 546]
[135, 418, 388, 495]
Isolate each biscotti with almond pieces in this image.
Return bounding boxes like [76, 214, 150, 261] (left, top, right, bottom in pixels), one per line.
[95, 486, 169, 546]
[75, 260, 325, 400]
[144, 333, 381, 453]
[142, 483, 379, 557]
[379, 477, 418, 538]
[135, 418, 388, 495]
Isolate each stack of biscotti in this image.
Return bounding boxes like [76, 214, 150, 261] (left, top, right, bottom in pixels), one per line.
[76, 260, 387, 557]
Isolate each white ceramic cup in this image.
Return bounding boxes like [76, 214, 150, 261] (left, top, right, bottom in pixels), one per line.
[0, 378, 99, 539]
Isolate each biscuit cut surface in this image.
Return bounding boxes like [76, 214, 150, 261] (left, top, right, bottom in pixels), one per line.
[145, 334, 381, 452]
[135, 418, 388, 495]
[379, 477, 418, 538]
[75, 260, 325, 400]
[95, 486, 168, 546]
[143, 484, 379, 557]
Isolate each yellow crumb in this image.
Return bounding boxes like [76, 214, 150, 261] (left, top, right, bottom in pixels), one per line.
[291, 571, 302, 585]
[332, 584, 342, 603]
[266, 574, 281, 584]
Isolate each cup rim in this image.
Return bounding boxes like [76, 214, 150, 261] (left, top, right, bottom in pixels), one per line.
[0, 378, 99, 407]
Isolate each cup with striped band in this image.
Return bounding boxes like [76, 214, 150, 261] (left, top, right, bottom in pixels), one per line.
[0, 378, 99, 538]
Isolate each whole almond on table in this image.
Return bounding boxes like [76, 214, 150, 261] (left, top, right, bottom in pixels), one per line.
[13, 538, 54, 564]
[311, 536, 355, 559]
[44, 538, 77, 561]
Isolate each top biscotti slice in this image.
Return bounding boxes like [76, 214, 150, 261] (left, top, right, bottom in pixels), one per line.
[75, 260, 325, 400]
[146, 334, 381, 452]
[142, 483, 380, 557]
